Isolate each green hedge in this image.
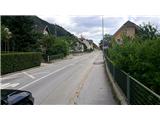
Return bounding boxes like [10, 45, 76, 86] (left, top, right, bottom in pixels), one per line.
[1, 52, 42, 75]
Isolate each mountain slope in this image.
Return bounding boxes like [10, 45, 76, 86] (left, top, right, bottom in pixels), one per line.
[32, 16, 74, 37]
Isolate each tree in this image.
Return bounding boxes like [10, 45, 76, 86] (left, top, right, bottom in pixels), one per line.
[136, 22, 159, 41]
[1, 16, 40, 51]
[99, 40, 103, 50]
[51, 37, 69, 56]
[104, 34, 112, 41]
[107, 34, 160, 95]
[39, 35, 55, 55]
[39, 35, 69, 57]
[1, 25, 12, 52]
[99, 34, 112, 50]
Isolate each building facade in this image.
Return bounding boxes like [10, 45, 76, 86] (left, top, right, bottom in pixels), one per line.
[113, 21, 139, 44]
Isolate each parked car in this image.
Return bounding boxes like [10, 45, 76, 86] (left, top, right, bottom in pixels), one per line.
[1, 89, 34, 105]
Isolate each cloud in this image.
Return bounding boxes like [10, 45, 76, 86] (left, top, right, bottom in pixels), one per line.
[71, 16, 102, 28]
[38, 15, 160, 45]
[128, 16, 160, 30]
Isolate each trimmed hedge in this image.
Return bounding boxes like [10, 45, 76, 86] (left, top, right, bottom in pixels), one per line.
[1, 52, 42, 75]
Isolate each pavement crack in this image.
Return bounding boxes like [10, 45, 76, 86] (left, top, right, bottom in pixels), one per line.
[69, 63, 94, 104]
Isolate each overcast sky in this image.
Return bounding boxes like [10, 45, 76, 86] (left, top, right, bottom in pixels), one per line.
[38, 16, 160, 45]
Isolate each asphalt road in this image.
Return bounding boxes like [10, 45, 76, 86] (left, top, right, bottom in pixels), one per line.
[1, 51, 117, 105]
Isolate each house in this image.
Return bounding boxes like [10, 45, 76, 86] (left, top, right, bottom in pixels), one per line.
[79, 35, 93, 50]
[73, 39, 85, 52]
[92, 42, 99, 50]
[113, 21, 139, 44]
[43, 25, 51, 35]
[87, 40, 94, 50]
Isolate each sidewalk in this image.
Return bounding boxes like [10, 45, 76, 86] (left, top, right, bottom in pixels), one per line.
[76, 52, 117, 105]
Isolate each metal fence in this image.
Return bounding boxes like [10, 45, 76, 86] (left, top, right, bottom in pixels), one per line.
[105, 55, 160, 105]
[43, 54, 64, 62]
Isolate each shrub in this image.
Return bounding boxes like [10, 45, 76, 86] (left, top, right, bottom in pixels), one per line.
[48, 38, 69, 56]
[107, 37, 160, 95]
[1, 52, 42, 75]
[40, 36, 69, 61]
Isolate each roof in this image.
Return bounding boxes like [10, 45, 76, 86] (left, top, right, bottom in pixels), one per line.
[92, 42, 99, 49]
[87, 40, 93, 44]
[77, 38, 84, 44]
[113, 20, 139, 37]
[43, 25, 51, 34]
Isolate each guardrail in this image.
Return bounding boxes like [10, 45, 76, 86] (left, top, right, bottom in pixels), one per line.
[104, 55, 160, 105]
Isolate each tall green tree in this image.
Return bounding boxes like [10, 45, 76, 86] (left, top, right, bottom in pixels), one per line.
[38, 35, 55, 55]
[1, 25, 12, 52]
[136, 22, 158, 41]
[53, 37, 69, 56]
[104, 34, 112, 41]
[1, 16, 41, 51]
[99, 34, 112, 50]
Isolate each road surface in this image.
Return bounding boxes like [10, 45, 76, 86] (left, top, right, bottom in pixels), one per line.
[1, 51, 117, 105]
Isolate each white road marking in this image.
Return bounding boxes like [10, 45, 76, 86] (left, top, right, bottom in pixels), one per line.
[18, 63, 75, 90]
[32, 72, 49, 76]
[10, 83, 20, 87]
[0, 76, 17, 81]
[1, 72, 23, 80]
[0, 83, 10, 89]
[23, 72, 35, 79]
[0, 53, 87, 81]
[0, 83, 20, 89]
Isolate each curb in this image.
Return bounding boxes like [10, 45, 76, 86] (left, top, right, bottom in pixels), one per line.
[104, 60, 128, 105]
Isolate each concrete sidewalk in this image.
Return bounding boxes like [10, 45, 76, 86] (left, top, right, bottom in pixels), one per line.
[76, 52, 117, 105]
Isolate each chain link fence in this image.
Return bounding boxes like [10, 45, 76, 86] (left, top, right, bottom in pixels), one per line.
[105, 55, 160, 105]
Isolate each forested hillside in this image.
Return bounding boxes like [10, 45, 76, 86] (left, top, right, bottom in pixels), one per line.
[1, 16, 78, 52]
[32, 16, 74, 37]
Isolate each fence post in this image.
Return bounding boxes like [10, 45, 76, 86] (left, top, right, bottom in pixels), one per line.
[127, 76, 130, 104]
[113, 65, 115, 80]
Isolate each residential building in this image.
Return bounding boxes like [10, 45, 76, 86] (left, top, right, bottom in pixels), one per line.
[113, 21, 139, 44]
[92, 42, 99, 50]
[74, 39, 85, 52]
[79, 35, 93, 50]
[43, 25, 50, 35]
[87, 40, 94, 50]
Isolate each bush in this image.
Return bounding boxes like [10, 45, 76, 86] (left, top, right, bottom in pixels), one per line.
[1, 52, 42, 75]
[47, 38, 69, 56]
[40, 36, 69, 61]
[107, 37, 160, 95]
